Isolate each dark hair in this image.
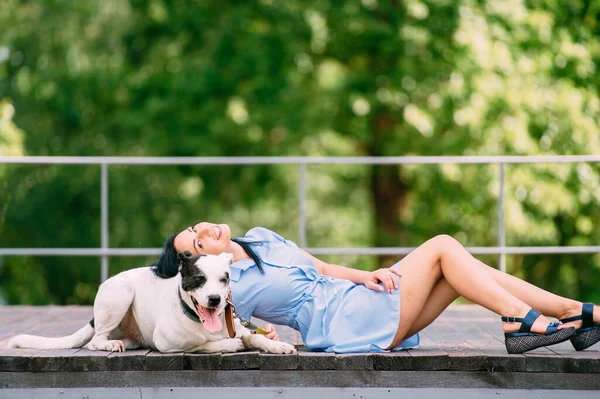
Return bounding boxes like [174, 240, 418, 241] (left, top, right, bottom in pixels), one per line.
[232, 237, 264, 274]
[151, 233, 264, 279]
[151, 233, 179, 278]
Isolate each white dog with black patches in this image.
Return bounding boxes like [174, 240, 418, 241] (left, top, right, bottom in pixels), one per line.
[8, 252, 296, 354]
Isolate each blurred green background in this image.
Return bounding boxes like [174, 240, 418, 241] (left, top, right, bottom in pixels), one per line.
[1, 0, 599, 305]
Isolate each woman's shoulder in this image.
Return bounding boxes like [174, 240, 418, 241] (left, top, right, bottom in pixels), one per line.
[230, 227, 297, 281]
[243, 227, 289, 244]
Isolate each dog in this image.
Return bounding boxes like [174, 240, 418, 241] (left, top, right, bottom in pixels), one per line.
[8, 252, 296, 354]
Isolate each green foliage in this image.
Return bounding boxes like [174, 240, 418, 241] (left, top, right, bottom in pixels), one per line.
[0, 0, 599, 305]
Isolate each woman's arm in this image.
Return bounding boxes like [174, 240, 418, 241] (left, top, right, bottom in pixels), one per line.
[298, 248, 400, 293]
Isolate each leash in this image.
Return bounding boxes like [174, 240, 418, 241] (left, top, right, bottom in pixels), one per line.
[224, 293, 236, 338]
[225, 297, 306, 349]
[225, 297, 268, 335]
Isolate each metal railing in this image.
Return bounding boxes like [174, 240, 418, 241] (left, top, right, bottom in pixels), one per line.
[1, 155, 600, 282]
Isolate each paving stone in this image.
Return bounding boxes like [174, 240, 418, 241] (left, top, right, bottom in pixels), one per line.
[525, 353, 567, 373]
[335, 354, 373, 370]
[219, 351, 260, 370]
[107, 349, 150, 371]
[145, 351, 184, 371]
[448, 348, 487, 371]
[297, 352, 337, 370]
[183, 353, 221, 370]
[562, 352, 600, 373]
[373, 352, 412, 371]
[484, 350, 527, 372]
[0, 349, 41, 372]
[30, 349, 80, 372]
[259, 353, 298, 370]
[68, 348, 109, 371]
[407, 348, 449, 371]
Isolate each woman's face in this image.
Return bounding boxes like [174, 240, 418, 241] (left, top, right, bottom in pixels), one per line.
[173, 222, 232, 256]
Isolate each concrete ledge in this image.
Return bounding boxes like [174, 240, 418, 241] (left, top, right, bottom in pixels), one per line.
[2, 304, 599, 391]
[1, 347, 599, 374]
[1, 370, 600, 390]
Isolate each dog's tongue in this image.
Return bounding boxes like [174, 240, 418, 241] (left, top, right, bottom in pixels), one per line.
[200, 307, 222, 333]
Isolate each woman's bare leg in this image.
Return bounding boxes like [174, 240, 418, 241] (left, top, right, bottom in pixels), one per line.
[469, 259, 597, 330]
[393, 243, 599, 344]
[399, 277, 458, 340]
[476, 260, 580, 319]
[388, 235, 568, 348]
[397, 256, 599, 343]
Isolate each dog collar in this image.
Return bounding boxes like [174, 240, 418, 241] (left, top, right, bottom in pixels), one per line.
[178, 288, 201, 323]
[177, 288, 236, 339]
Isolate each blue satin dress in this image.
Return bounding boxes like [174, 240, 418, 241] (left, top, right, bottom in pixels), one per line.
[230, 227, 420, 353]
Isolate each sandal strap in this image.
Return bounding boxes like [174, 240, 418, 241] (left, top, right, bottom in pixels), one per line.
[519, 309, 541, 333]
[561, 314, 582, 323]
[545, 321, 560, 334]
[582, 303, 595, 328]
[501, 316, 524, 323]
[560, 303, 595, 326]
[501, 309, 541, 333]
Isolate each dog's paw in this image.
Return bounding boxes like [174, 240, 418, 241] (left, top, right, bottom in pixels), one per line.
[104, 340, 125, 352]
[87, 339, 125, 352]
[219, 338, 246, 353]
[264, 341, 296, 354]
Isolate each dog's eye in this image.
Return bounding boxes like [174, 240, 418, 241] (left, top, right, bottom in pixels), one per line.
[195, 276, 206, 285]
[220, 277, 229, 284]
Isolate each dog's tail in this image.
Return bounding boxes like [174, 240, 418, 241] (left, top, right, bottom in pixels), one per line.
[8, 319, 95, 349]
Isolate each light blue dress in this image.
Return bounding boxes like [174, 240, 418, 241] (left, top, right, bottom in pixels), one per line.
[230, 227, 420, 353]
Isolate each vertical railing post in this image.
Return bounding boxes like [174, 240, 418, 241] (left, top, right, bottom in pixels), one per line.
[101, 163, 109, 282]
[298, 163, 307, 248]
[498, 163, 506, 272]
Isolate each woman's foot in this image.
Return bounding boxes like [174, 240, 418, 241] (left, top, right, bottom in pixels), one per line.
[558, 303, 600, 351]
[501, 308, 576, 354]
[502, 306, 564, 334]
[558, 302, 600, 330]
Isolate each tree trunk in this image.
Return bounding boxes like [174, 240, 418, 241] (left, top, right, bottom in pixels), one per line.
[369, 113, 410, 268]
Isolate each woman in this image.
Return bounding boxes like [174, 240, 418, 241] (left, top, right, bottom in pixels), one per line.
[154, 222, 599, 354]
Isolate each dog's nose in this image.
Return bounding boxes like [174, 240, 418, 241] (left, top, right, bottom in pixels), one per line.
[207, 295, 221, 308]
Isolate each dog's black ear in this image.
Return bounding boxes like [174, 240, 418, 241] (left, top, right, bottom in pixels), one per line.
[178, 251, 192, 261]
[178, 251, 192, 272]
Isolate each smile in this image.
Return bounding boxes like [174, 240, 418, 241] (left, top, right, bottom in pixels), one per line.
[213, 226, 221, 240]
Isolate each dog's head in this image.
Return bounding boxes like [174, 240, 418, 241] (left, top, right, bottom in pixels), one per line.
[178, 251, 233, 333]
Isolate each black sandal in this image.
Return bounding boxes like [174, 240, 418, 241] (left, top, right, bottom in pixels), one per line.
[560, 303, 600, 351]
[503, 309, 576, 354]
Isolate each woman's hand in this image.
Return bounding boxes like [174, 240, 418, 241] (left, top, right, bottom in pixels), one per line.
[262, 323, 279, 341]
[363, 268, 401, 293]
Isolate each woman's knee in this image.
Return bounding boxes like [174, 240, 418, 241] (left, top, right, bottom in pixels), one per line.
[429, 234, 460, 250]
[429, 234, 468, 267]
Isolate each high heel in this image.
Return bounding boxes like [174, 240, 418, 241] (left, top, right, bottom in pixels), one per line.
[503, 309, 576, 354]
[560, 303, 600, 351]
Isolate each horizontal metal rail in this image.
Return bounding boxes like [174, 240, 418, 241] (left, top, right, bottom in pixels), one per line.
[1, 246, 599, 257]
[2, 155, 600, 165]
[1, 155, 599, 281]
